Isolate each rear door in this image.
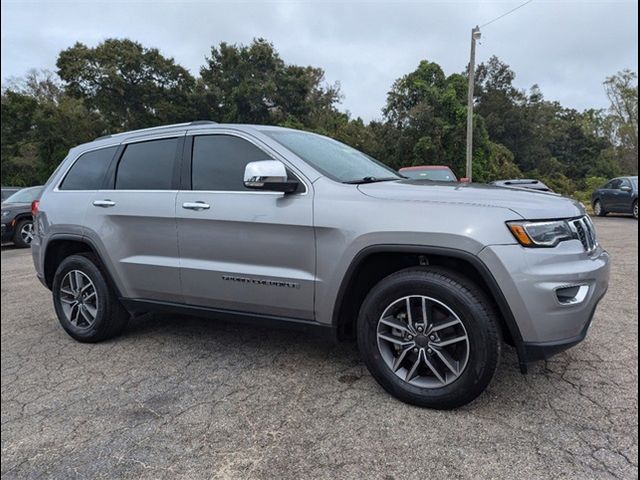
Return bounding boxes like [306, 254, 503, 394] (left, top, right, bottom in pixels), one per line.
[84, 134, 184, 303]
[175, 131, 315, 320]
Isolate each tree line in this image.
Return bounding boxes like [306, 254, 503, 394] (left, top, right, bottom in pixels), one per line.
[1, 38, 637, 201]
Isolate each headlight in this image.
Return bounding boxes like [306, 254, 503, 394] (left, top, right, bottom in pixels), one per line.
[507, 220, 577, 247]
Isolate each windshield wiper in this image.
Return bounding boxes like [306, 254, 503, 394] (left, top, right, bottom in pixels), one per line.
[343, 176, 399, 185]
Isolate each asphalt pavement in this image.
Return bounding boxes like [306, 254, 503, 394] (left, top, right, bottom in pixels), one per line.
[1, 216, 637, 479]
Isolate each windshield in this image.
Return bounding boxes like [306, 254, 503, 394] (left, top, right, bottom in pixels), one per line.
[262, 129, 401, 183]
[402, 169, 456, 181]
[2, 186, 43, 204]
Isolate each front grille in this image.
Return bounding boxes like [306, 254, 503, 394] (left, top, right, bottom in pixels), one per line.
[570, 216, 597, 252]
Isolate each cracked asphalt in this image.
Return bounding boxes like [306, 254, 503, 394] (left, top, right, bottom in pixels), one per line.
[1, 217, 638, 479]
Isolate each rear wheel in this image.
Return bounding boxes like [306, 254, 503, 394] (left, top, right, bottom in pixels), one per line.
[593, 200, 607, 217]
[13, 219, 34, 248]
[633, 200, 638, 220]
[52, 254, 129, 342]
[357, 267, 501, 409]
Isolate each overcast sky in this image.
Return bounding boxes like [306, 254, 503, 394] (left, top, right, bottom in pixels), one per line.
[1, 0, 638, 121]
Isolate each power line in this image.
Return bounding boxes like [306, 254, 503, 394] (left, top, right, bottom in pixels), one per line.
[479, 0, 534, 29]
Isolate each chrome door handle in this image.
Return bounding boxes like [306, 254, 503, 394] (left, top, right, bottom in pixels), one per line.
[182, 201, 210, 210]
[93, 200, 116, 207]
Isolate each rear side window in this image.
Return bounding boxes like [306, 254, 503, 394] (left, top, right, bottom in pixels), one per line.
[115, 138, 179, 190]
[60, 147, 117, 190]
[191, 135, 271, 191]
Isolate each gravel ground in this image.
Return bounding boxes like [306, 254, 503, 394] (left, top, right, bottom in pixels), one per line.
[1, 217, 638, 480]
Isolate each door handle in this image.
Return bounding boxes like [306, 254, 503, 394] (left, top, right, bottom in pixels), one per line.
[93, 200, 116, 207]
[182, 201, 210, 211]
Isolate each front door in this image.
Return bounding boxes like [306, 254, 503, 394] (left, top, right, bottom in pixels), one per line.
[176, 133, 315, 320]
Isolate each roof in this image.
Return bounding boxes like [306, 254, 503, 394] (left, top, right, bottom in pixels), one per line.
[93, 120, 218, 141]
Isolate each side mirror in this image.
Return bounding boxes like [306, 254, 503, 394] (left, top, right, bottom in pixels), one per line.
[244, 160, 299, 193]
[620, 186, 632, 192]
[459, 177, 470, 183]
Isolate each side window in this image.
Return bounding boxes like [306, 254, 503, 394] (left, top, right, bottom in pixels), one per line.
[60, 146, 117, 190]
[620, 179, 631, 189]
[609, 179, 623, 190]
[115, 138, 179, 190]
[191, 135, 272, 191]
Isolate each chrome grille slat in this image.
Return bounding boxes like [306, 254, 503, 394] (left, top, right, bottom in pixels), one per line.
[571, 216, 597, 252]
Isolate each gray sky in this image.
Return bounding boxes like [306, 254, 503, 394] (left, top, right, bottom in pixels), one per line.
[1, 0, 638, 121]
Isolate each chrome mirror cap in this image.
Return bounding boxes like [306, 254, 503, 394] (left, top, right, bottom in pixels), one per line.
[244, 160, 299, 193]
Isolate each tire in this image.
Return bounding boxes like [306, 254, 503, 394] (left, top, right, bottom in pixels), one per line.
[633, 200, 638, 220]
[593, 200, 607, 217]
[52, 253, 129, 342]
[13, 219, 34, 248]
[357, 267, 501, 409]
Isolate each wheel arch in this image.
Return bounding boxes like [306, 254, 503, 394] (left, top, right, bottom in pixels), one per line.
[43, 236, 123, 298]
[332, 245, 527, 370]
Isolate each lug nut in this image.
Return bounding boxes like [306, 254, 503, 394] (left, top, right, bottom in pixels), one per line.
[429, 335, 436, 341]
[407, 335, 413, 340]
[413, 348, 419, 353]
[427, 348, 433, 354]
[417, 326, 423, 332]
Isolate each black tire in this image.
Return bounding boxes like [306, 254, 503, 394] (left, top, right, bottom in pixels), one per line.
[633, 200, 638, 220]
[593, 200, 607, 217]
[357, 267, 501, 409]
[12, 219, 33, 248]
[52, 253, 129, 342]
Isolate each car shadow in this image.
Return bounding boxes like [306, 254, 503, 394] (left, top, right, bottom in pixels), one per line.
[117, 310, 546, 412]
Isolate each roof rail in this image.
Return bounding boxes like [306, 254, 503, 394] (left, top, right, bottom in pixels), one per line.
[94, 120, 217, 141]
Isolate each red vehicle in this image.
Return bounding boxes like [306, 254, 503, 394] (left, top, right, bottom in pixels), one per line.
[399, 165, 467, 182]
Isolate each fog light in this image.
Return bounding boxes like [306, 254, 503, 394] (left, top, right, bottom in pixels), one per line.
[556, 285, 589, 305]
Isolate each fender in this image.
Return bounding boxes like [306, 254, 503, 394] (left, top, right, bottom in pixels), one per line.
[332, 244, 529, 372]
[42, 233, 125, 298]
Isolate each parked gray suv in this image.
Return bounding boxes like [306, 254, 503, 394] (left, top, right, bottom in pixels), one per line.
[32, 121, 610, 409]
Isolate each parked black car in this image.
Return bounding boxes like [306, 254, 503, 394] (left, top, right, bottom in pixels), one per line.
[1, 186, 22, 202]
[1, 186, 44, 247]
[591, 176, 638, 219]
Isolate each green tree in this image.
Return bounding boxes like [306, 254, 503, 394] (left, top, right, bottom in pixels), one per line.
[1, 70, 104, 185]
[603, 70, 638, 173]
[198, 38, 340, 126]
[57, 39, 197, 132]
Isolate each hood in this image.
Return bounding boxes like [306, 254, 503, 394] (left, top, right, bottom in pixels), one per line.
[1, 202, 31, 213]
[357, 180, 584, 219]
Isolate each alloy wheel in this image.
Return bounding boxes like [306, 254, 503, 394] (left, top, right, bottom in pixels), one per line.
[20, 222, 34, 244]
[59, 270, 99, 328]
[376, 295, 470, 388]
[594, 201, 602, 216]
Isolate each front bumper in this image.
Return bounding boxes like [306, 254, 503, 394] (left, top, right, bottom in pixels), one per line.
[479, 239, 610, 362]
[1, 222, 15, 243]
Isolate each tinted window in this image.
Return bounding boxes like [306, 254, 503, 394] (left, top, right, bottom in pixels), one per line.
[116, 138, 178, 190]
[608, 179, 623, 189]
[60, 147, 117, 190]
[192, 135, 271, 191]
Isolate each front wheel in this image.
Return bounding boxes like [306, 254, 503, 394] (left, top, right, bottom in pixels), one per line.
[633, 200, 638, 220]
[593, 200, 607, 217]
[357, 267, 501, 409]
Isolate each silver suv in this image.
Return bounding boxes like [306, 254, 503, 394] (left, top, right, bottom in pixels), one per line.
[32, 121, 610, 409]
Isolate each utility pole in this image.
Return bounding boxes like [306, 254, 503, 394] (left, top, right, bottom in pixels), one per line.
[466, 26, 481, 182]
